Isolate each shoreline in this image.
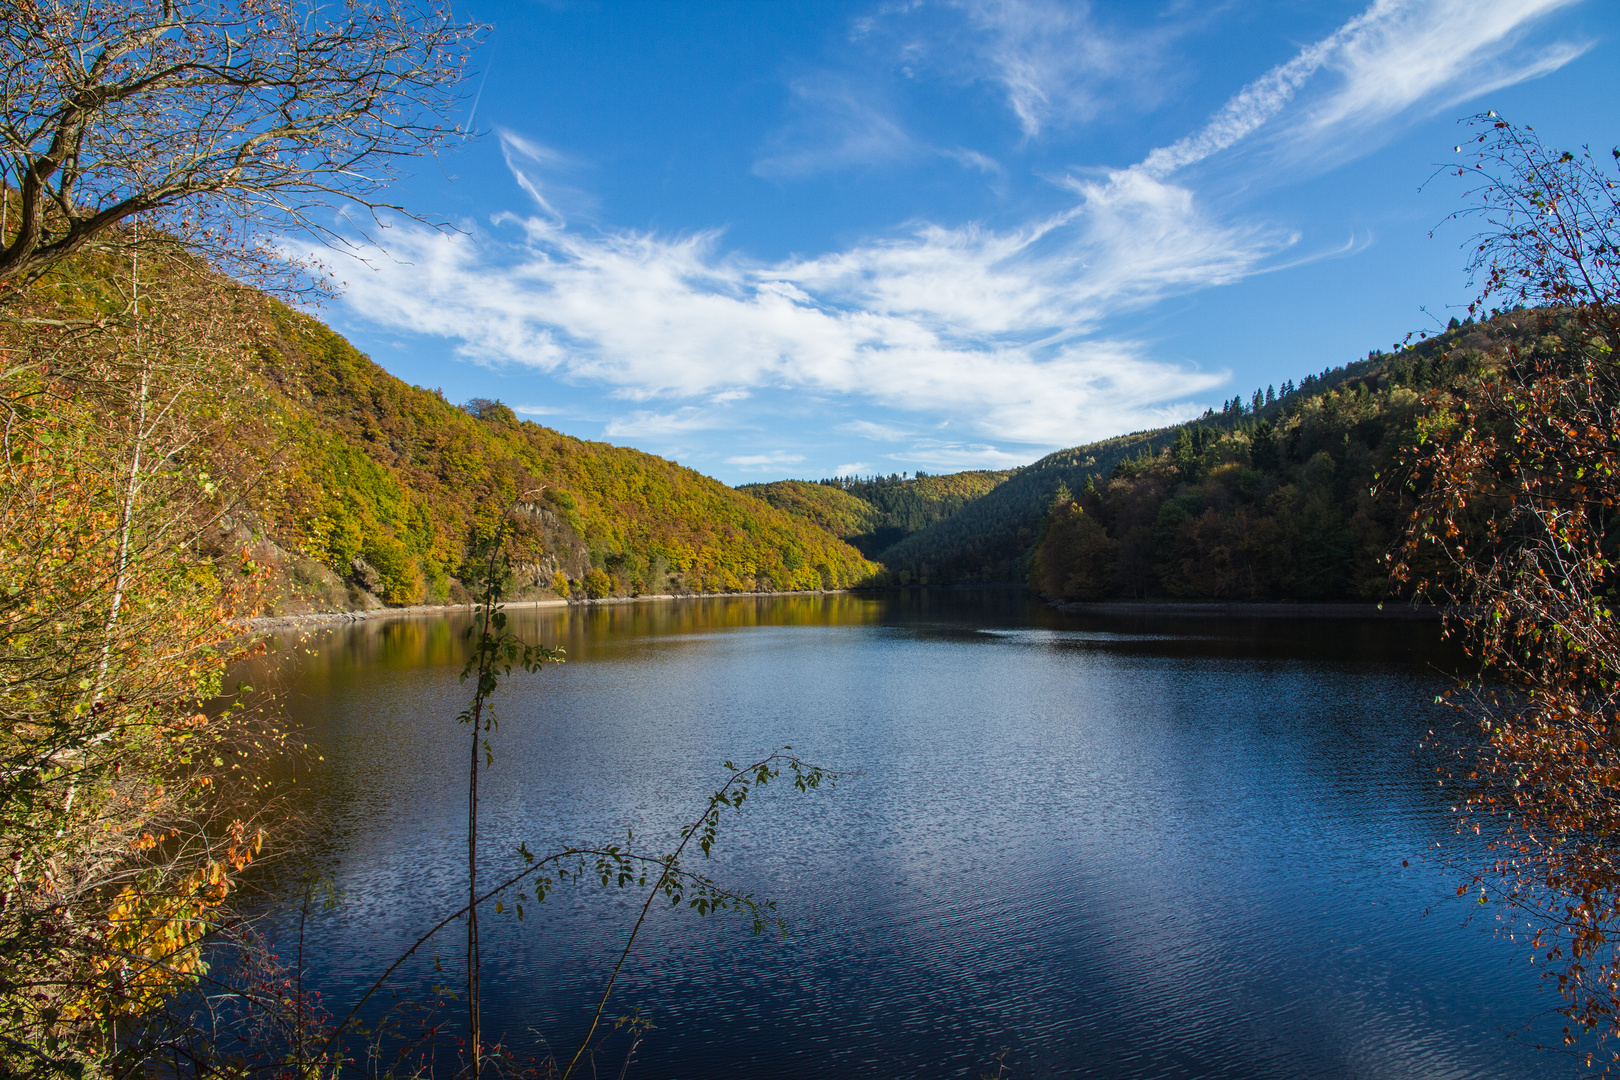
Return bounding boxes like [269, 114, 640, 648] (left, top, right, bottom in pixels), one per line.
[247, 588, 1450, 632]
[245, 588, 860, 631]
[1046, 598, 1445, 620]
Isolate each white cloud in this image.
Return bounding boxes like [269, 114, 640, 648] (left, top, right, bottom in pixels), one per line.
[333, 188, 1247, 448]
[930, 0, 1583, 154]
[840, 419, 912, 441]
[840, 0, 1169, 149]
[753, 74, 1005, 180]
[496, 130, 596, 224]
[1296, 0, 1586, 140]
[604, 407, 730, 438]
[834, 462, 873, 477]
[941, 147, 1003, 174]
[892, 440, 1030, 471]
[726, 452, 807, 469]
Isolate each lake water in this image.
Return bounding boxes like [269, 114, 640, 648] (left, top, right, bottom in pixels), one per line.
[247, 591, 1570, 1079]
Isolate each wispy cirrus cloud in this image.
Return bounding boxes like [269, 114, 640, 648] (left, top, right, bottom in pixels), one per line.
[853, 0, 1171, 138]
[1290, 0, 1587, 149]
[890, 439, 1030, 471]
[753, 75, 917, 179]
[946, 0, 1169, 137]
[603, 406, 734, 438]
[497, 131, 595, 223]
[1142, 0, 1586, 178]
[877, 0, 1583, 156]
[752, 73, 1004, 180]
[758, 0, 1149, 181]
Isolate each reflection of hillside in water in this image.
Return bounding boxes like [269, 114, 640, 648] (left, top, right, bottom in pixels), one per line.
[244, 590, 1470, 691]
[247, 591, 899, 683]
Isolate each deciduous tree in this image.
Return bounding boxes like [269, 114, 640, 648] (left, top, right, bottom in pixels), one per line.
[0, 0, 479, 293]
[1395, 114, 1620, 1061]
[0, 257, 279, 1075]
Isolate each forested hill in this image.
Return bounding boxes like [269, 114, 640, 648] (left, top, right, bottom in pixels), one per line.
[882, 312, 1542, 591]
[875, 432, 1181, 584]
[741, 470, 1013, 562]
[735, 481, 882, 544]
[238, 304, 877, 612]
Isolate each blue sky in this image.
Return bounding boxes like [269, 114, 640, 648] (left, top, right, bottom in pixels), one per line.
[311, 0, 1618, 485]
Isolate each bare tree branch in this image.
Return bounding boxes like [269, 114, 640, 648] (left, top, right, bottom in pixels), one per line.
[0, 0, 483, 295]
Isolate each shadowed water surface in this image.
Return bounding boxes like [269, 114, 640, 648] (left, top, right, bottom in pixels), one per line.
[244, 591, 1571, 1079]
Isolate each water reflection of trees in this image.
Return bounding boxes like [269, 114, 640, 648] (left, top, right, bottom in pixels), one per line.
[257, 594, 894, 678]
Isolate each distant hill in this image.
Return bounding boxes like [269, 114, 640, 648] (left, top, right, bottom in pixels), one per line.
[876, 433, 1178, 583]
[736, 481, 882, 543]
[742, 469, 1013, 562]
[882, 313, 1540, 588]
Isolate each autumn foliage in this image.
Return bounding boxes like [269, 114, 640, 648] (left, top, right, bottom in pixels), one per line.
[0, 250, 288, 1074]
[248, 305, 877, 609]
[1392, 115, 1620, 1057]
[1021, 328, 1517, 603]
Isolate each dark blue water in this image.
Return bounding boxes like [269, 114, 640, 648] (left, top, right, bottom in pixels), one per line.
[250, 591, 1572, 1079]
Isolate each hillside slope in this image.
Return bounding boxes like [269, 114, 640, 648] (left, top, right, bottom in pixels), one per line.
[877, 431, 1179, 583]
[743, 469, 1014, 562]
[242, 305, 877, 612]
[884, 314, 1533, 586]
[738, 481, 882, 542]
